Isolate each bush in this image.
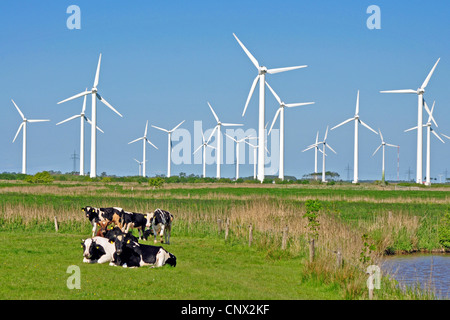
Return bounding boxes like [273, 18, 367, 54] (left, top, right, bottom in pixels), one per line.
[148, 177, 165, 188]
[438, 211, 450, 249]
[25, 171, 54, 184]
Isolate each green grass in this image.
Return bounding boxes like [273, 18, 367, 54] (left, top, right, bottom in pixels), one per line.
[0, 231, 343, 300]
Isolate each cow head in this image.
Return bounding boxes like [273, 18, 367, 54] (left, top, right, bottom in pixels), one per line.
[114, 233, 138, 255]
[166, 252, 177, 267]
[82, 206, 98, 222]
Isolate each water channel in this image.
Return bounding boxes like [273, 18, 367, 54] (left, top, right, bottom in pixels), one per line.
[381, 254, 450, 299]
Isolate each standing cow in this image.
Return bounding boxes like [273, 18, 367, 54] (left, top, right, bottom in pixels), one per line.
[145, 209, 174, 244]
[82, 206, 124, 237]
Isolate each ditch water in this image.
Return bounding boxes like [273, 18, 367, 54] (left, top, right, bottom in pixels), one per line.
[381, 254, 450, 299]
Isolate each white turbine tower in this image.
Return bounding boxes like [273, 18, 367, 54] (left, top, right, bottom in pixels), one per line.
[206, 101, 243, 179]
[405, 101, 444, 186]
[315, 126, 337, 183]
[152, 120, 185, 178]
[11, 99, 50, 174]
[193, 130, 216, 178]
[331, 91, 378, 184]
[224, 133, 256, 180]
[133, 158, 147, 176]
[265, 81, 314, 180]
[302, 131, 321, 180]
[128, 121, 158, 177]
[372, 129, 399, 184]
[56, 90, 104, 176]
[57, 54, 123, 178]
[233, 33, 307, 182]
[380, 58, 440, 184]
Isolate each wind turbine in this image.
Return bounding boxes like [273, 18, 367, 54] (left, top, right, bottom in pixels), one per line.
[405, 101, 444, 186]
[233, 33, 307, 182]
[331, 91, 378, 184]
[128, 120, 158, 177]
[56, 89, 104, 176]
[314, 126, 337, 183]
[302, 131, 322, 180]
[206, 101, 243, 179]
[380, 58, 440, 184]
[372, 129, 399, 184]
[224, 133, 256, 180]
[133, 158, 147, 176]
[11, 99, 50, 174]
[57, 54, 123, 178]
[152, 120, 185, 178]
[265, 81, 314, 180]
[193, 130, 216, 178]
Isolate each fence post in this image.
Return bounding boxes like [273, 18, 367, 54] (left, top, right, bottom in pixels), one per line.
[54, 216, 59, 232]
[281, 226, 288, 250]
[248, 224, 253, 247]
[225, 217, 229, 240]
[309, 239, 315, 263]
[217, 219, 222, 234]
[336, 249, 343, 269]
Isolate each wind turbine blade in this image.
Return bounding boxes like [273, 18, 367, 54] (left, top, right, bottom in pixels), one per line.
[286, 102, 315, 108]
[268, 108, 281, 135]
[93, 53, 102, 88]
[206, 126, 218, 144]
[378, 128, 384, 143]
[171, 120, 185, 132]
[128, 137, 144, 144]
[326, 143, 337, 154]
[380, 89, 417, 94]
[151, 125, 169, 133]
[424, 100, 438, 127]
[355, 90, 360, 115]
[431, 129, 445, 144]
[224, 133, 237, 143]
[242, 75, 259, 117]
[206, 144, 216, 150]
[302, 144, 317, 152]
[144, 120, 148, 136]
[134, 158, 140, 163]
[267, 65, 307, 74]
[96, 93, 123, 117]
[11, 99, 25, 120]
[441, 133, 450, 140]
[27, 119, 50, 123]
[386, 143, 399, 148]
[221, 123, 243, 127]
[232, 33, 259, 70]
[331, 117, 354, 131]
[372, 145, 382, 157]
[85, 117, 104, 133]
[404, 126, 418, 133]
[207, 101, 220, 123]
[359, 120, 378, 135]
[12, 123, 24, 143]
[81, 88, 88, 113]
[324, 126, 329, 141]
[56, 114, 81, 125]
[193, 144, 203, 155]
[315, 131, 319, 144]
[421, 58, 440, 89]
[147, 139, 158, 149]
[57, 90, 90, 104]
[265, 81, 282, 105]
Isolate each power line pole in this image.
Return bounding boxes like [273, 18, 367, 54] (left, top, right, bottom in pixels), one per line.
[406, 167, 413, 182]
[344, 164, 352, 181]
[70, 150, 79, 174]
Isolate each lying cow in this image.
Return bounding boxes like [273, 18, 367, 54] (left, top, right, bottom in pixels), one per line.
[122, 211, 147, 240]
[113, 232, 176, 268]
[81, 237, 116, 264]
[145, 209, 174, 244]
[82, 206, 124, 237]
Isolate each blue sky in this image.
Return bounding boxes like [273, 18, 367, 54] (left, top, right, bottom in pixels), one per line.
[1, 1, 450, 180]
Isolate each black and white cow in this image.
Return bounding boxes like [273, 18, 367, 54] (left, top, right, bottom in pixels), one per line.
[81, 237, 116, 264]
[114, 234, 176, 268]
[145, 209, 174, 244]
[122, 211, 147, 240]
[82, 206, 124, 237]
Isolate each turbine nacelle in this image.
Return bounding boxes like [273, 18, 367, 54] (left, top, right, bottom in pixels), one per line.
[259, 66, 268, 75]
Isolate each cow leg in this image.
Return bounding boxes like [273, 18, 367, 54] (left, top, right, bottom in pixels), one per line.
[91, 221, 97, 238]
[160, 225, 165, 243]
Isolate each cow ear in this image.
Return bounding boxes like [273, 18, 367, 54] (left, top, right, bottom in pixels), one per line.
[96, 245, 100, 249]
[127, 239, 130, 244]
[109, 240, 114, 244]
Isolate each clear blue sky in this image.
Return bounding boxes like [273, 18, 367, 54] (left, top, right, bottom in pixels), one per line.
[1, 0, 450, 180]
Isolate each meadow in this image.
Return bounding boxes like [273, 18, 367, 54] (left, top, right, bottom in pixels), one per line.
[0, 180, 448, 300]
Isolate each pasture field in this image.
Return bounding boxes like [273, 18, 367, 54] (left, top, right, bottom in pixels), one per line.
[0, 180, 447, 300]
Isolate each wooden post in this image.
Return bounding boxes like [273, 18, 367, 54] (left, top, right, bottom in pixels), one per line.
[54, 216, 59, 232]
[248, 224, 253, 247]
[225, 217, 229, 240]
[369, 287, 374, 300]
[217, 219, 222, 234]
[336, 249, 343, 269]
[309, 239, 315, 263]
[281, 226, 288, 250]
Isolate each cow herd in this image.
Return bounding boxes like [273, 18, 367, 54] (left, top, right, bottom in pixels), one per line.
[80, 206, 176, 268]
